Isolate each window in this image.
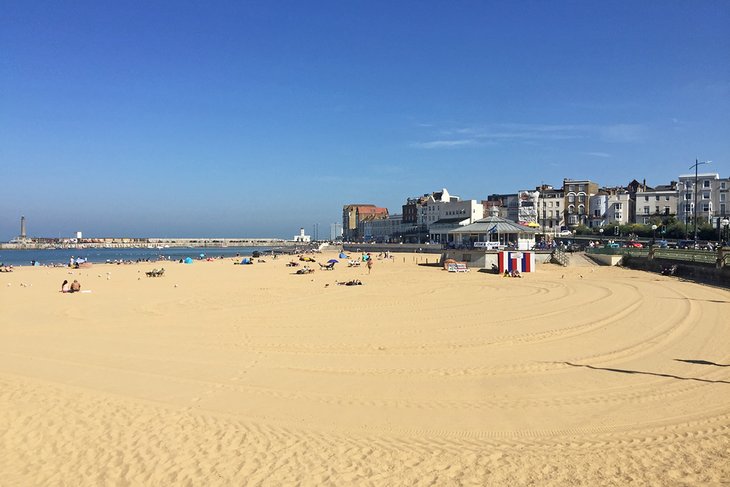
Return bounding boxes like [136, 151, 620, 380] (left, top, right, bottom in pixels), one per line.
[664, 206, 670, 215]
[568, 195, 575, 203]
[721, 182, 726, 189]
[578, 204, 585, 215]
[655, 206, 660, 214]
[665, 196, 670, 200]
[703, 204, 710, 212]
[579, 184, 586, 192]
[644, 206, 650, 215]
[655, 195, 660, 201]
[644, 196, 649, 201]
[578, 195, 585, 203]
[703, 192, 710, 200]
[703, 180, 710, 188]
[568, 205, 575, 214]
[721, 204, 726, 215]
[721, 194, 726, 202]
[556, 202, 560, 207]
[569, 185, 575, 192]
[616, 203, 622, 209]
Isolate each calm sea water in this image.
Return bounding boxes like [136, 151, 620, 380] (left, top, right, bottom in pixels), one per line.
[0, 247, 274, 267]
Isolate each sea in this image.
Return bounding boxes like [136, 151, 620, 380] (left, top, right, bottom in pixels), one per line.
[0, 246, 273, 267]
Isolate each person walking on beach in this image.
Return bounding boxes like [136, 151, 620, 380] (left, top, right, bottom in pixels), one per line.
[367, 258, 373, 274]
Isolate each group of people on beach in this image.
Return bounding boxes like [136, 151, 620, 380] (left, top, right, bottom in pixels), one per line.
[60, 280, 82, 293]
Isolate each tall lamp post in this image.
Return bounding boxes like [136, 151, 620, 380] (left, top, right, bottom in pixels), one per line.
[721, 218, 729, 246]
[690, 158, 711, 245]
[651, 224, 657, 245]
[599, 227, 604, 244]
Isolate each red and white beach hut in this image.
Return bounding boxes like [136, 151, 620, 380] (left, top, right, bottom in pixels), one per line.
[498, 251, 535, 273]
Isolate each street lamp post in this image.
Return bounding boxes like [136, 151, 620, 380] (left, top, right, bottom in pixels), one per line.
[599, 227, 604, 244]
[651, 224, 657, 245]
[690, 158, 711, 245]
[721, 218, 729, 245]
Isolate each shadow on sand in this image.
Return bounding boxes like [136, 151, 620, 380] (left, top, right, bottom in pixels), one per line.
[674, 359, 730, 367]
[561, 361, 730, 385]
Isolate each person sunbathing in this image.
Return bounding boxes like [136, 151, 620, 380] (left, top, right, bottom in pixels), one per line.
[68, 280, 81, 293]
[337, 279, 363, 286]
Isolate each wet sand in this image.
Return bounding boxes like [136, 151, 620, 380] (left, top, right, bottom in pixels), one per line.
[1, 252, 729, 485]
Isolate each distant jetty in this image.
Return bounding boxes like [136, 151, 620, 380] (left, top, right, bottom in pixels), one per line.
[0, 237, 308, 250]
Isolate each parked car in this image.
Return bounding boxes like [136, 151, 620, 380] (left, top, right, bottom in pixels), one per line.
[677, 240, 697, 249]
[625, 241, 643, 248]
[654, 240, 669, 249]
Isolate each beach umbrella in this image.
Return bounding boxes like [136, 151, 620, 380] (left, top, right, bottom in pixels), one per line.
[199, 253, 205, 258]
[327, 259, 339, 264]
[339, 253, 348, 259]
[184, 257, 193, 264]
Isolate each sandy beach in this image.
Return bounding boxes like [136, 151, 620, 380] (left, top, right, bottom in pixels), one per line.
[1, 251, 729, 485]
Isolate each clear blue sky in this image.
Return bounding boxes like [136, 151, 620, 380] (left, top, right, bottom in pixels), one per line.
[1, 1, 728, 239]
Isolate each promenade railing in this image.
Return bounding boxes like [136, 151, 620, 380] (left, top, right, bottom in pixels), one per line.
[587, 246, 730, 267]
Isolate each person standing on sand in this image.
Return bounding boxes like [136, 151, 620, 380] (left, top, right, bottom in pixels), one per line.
[367, 258, 373, 274]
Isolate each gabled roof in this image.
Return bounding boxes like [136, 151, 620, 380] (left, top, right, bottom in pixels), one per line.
[448, 216, 538, 235]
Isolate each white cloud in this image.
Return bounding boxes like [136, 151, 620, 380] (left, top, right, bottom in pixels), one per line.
[411, 139, 476, 149]
[412, 122, 648, 149]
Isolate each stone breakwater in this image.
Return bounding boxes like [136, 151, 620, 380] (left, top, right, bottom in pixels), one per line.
[1, 238, 305, 250]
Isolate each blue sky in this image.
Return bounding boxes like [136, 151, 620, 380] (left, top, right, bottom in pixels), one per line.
[1, 1, 728, 239]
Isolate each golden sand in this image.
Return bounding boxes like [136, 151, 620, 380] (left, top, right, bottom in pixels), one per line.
[1, 251, 729, 485]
